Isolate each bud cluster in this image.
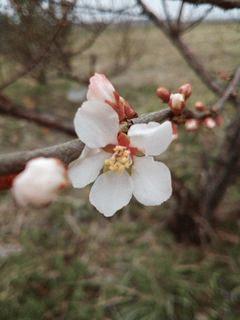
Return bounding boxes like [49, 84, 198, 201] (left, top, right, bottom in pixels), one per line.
[156, 83, 192, 116]
[157, 84, 224, 139]
[183, 101, 224, 132]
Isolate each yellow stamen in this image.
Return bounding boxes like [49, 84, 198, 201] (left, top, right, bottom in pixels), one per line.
[104, 146, 132, 173]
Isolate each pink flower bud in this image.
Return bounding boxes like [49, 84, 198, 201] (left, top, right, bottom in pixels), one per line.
[12, 158, 68, 207]
[204, 117, 216, 129]
[185, 119, 199, 131]
[156, 87, 170, 103]
[195, 101, 206, 112]
[169, 93, 185, 115]
[178, 83, 192, 99]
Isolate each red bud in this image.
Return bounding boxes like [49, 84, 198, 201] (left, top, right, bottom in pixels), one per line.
[195, 101, 206, 112]
[178, 83, 192, 99]
[156, 87, 170, 103]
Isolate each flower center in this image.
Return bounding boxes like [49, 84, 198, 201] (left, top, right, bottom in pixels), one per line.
[104, 146, 133, 172]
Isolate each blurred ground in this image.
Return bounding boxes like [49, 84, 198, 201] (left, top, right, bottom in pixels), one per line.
[0, 22, 240, 319]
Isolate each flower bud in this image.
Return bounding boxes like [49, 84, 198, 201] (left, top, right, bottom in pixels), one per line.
[178, 83, 192, 99]
[156, 87, 170, 103]
[203, 117, 216, 129]
[12, 157, 68, 207]
[185, 119, 199, 131]
[169, 93, 185, 115]
[195, 101, 206, 112]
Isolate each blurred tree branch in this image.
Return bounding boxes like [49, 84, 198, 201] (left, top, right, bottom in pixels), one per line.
[0, 0, 75, 91]
[181, 0, 240, 10]
[0, 94, 76, 136]
[138, 0, 238, 105]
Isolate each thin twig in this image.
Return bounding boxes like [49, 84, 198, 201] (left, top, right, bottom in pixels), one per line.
[0, 94, 75, 136]
[212, 66, 240, 112]
[183, 6, 213, 33]
[0, 4, 73, 91]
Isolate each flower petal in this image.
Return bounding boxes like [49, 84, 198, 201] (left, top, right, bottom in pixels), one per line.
[128, 121, 173, 156]
[68, 148, 109, 188]
[132, 156, 172, 206]
[89, 170, 133, 217]
[74, 100, 119, 148]
[87, 73, 115, 102]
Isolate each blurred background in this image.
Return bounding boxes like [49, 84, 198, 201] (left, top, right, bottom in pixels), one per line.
[0, 1, 240, 319]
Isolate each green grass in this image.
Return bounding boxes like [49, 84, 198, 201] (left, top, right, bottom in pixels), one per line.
[0, 22, 240, 319]
[1, 205, 240, 319]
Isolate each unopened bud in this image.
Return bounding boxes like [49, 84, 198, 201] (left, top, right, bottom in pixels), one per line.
[204, 117, 216, 129]
[185, 119, 199, 131]
[12, 157, 68, 207]
[178, 83, 192, 99]
[156, 87, 170, 103]
[195, 101, 206, 112]
[169, 93, 185, 115]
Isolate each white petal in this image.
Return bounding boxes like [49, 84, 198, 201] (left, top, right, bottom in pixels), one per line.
[128, 121, 173, 156]
[132, 156, 172, 206]
[74, 100, 119, 148]
[68, 149, 109, 188]
[89, 170, 133, 217]
[87, 73, 115, 102]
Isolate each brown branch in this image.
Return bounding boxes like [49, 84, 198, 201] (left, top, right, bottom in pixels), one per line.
[181, 0, 240, 10]
[177, 0, 185, 28]
[0, 101, 224, 177]
[200, 67, 240, 218]
[138, 0, 240, 108]
[183, 6, 213, 33]
[0, 94, 76, 136]
[0, 3, 73, 91]
[201, 111, 240, 220]
[212, 66, 240, 112]
[0, 139, 84, 176]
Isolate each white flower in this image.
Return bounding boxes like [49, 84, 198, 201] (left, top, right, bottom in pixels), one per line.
[12, 157, 67, 207]
[169, 93, 185, 109]
[69, 96, 173, 216]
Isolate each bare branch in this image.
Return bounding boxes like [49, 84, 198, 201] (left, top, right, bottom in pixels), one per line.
[0, 102, 223, 176]
[0, 3, 74, 91]
[212, 66, 240, 112]
[0, 94, 76, 136]
[0, 139, 84, 176]
[183, 6, 213, 33]
[177, 0, 185, 28]
[181, 0, 240, 10]
[138, 0, 240, 106]
[201, 111, 240, 219]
